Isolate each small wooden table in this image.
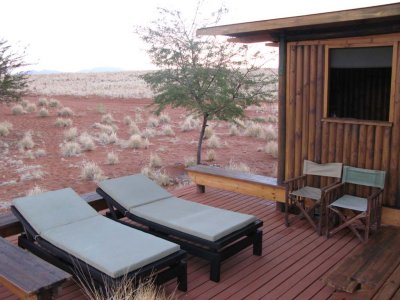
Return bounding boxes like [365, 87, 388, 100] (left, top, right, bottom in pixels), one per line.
[0, 237, 71, 300]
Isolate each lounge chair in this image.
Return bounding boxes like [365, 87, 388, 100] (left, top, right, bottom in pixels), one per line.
[96, 174, 263, 282]
[11, 188, 187, 291]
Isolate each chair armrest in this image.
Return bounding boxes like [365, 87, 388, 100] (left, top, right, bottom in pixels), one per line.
[284, 175, 307, 193]
[322, 182, 345, 205]
[367, 188, 383, 201]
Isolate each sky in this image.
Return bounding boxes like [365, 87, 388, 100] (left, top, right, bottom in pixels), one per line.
[0, 0, 398, 73]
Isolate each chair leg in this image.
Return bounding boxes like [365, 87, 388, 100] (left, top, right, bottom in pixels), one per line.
[210, 257, 221, 282]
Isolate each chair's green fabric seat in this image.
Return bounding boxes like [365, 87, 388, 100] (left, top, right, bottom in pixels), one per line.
[290, 186, 321, 201]
[131, 197, 257, 242]
[13, 188, 98, 234]
[42, 215, 180, 278]
[98, 174, 172, 209]
[13, 188, 180, 278]
[329, 195, 367, 212]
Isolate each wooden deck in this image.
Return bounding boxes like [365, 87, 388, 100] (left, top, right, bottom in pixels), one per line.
[1, 185, 400, 299]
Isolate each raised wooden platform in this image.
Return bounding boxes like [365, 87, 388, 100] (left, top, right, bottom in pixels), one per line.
[186, 165, 286, 202]
[0, 186, 399, 299]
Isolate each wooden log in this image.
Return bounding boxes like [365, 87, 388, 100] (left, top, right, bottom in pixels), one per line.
[277, 35, 287, 184]
[387, 41, 400, 207]
[320, 121, 329, 187]
[373, 126, 384, 171]
[349, 124, 360, 195]
[343, 123, 352, 165]
[382, 126, 392, 205]
[335, 123, 344, 163]
[314, 45, 324, 164]
[308, 45, 318, 187]
[328, 122, 336, 162]
[285, 45, 297, 180]
[302, 45, 310, 166]
[294, 45, 303, 177]
[357, 125, 367, 196]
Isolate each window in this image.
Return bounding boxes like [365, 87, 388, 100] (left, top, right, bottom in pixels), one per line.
[327, 46, 393, 121]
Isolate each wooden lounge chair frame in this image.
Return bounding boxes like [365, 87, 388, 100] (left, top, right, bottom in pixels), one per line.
[96, 188, 263, 283]
[324, 166, 386, 243]
[11, 206, 188, 292]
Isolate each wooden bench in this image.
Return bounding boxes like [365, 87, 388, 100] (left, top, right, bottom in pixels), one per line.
[0, 237, 71, 300]
[186, 165, 286, 203]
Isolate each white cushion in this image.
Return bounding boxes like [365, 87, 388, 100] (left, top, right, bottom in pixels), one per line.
[42, 215, 180, 278]
[131, 197, 257, 242]
[290, 186, 321, 201]
[13, 188, 98, 234]
[330, 195, 367, 212]
[98, 174, 172, 209]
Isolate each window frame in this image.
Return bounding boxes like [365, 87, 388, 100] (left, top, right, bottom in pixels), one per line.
[323, 42, 397, 124]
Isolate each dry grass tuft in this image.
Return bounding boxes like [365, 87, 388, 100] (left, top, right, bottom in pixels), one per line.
[206, 149, 217, 161]
[244, 122, 264, 138]
[93, 122, 117, 134]
[64, 127, 78, 141]
[11, 104, 25, 115]
[26, 103, 37, 113]
[207, 135, 221, 148]
[38, 108, 50, 118]
[180, 116, 199, 132]
[229, 124, 240, 136]
[141, 167, 170, 186]
[184, 156, 196, 167]
[147, 117, 159, 128]
[122, 134, 149, 149]
[35, 148, 47, 157]
[0, 121, 13, 137]
[21, 99, 29, 108]
[123, 115, 133, 126]
[96, 103, 106, 114]
[58, 107, 74, 117]
[37, 107, 50, 117]
[159, 113, 171, 124]
[26, 185, 47, 196]
[80, 161, 104, 181]
[161, 125, 175, 136]
[98, 132, 118, 145]
[149, 153, 162, 168]
[141, 128, 155, 138]
[128, 123, 141, 135]
[79, 132, 96, 151]
[101, 113, 115, 124]
[226, 160, 251, 173]
[265, 141, 278, 158]
[203, 127, 214, 139]
[263, 126, 277, 141]
[79, 274, 175, 300]
[37, 97, 48, 107]
[19, 132, 35, 150]
[106, 151, 119, 165]
[20, 170, 45, 181]
[60, 142, 81, 157]
[55, 118, 73, 128]
[49, 98, 61, 107]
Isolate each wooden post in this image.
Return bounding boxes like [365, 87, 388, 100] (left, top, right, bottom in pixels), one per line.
[277, 34, 287, 185]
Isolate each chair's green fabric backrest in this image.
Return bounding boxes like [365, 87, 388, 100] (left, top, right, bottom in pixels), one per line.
[342, 166, 386, 189]
[303, 160, 343, 178]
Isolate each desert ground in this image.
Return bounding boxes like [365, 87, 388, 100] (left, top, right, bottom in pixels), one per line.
[0, 72, 278, 213]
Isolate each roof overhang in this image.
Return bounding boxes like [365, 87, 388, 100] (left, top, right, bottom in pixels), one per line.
[197, 3, 400, 43]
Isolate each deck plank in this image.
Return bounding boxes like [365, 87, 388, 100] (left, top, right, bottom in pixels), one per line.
[0, 185, 398, 300]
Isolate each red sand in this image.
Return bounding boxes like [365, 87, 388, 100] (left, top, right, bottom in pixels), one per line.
[0, 96, 277, 213]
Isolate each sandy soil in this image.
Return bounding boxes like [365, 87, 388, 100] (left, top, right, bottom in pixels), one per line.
[0, 95, 277, 213]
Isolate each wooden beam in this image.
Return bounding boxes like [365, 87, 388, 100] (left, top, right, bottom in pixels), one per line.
[197, 3, 400, 39]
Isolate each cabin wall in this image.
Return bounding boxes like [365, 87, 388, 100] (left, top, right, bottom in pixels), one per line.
[284, 33, 400, 207]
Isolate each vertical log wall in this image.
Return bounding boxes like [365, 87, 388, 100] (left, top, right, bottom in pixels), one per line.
[285, 34, 400, 207]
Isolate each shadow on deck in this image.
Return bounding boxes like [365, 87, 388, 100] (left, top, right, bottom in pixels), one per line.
[1, 185, 400, 299]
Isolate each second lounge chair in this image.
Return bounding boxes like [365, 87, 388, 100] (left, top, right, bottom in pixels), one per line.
[96, 174, 263, 282]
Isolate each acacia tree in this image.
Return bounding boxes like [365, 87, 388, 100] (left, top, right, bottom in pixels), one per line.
[0, 39, 29, 103]
[137, 7, 277, 164]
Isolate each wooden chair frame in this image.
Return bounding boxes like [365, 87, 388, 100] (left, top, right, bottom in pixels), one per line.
[285, 160, 343, 235]
[11, 206, 188, 292]
[97, 187, 263, 283]
[324, 167, 385, 243]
